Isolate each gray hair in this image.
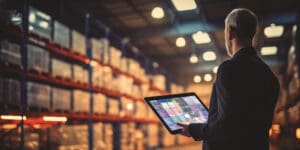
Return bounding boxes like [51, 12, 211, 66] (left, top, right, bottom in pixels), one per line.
[225, 8, 258, 40]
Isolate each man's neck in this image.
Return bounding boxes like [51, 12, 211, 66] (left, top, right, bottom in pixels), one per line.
[231, 40, 252, 56]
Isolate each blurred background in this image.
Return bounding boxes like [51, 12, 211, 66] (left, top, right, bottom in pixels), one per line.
[0, 0, 299, 149]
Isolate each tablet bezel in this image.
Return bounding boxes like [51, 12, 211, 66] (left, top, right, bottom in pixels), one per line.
[144, 92, 209, 134]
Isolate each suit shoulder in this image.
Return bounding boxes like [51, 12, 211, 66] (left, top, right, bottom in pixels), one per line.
[218, 59, 237, 72]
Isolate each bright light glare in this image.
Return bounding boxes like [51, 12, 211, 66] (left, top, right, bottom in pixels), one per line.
[151, 7, 164, 19]
[171, 0, 197, 11]
[189, 54, 198, 63]
[29, 25, 34, 31]
[153, 62, 159, 68]
[90, 60, 98, 67]
[204, 74, 212, 82]
[39, 21, 49, 29]
[1, 115, 27, 120]
[193, 75, 201, 83]
[29, 13, 36, 23]
[272, 124, 280, 134]
[176, 37, 186, 47]
[296, 128, 300, 139]
[43, 116, 67, 122]
[261, 46, 278, 55]
[126, 103, 134, 111]
[192, 31, 211, 44]
[264, 24, 284, 38]
[292, 25, 297, 34]
[203, 51, 216, 61]
[213, 66, 218, 74]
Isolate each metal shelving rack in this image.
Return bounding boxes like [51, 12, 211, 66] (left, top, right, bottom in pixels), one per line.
[0, 1, 175, 150]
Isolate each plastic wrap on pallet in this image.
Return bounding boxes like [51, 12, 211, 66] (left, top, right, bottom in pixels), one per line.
[93, 93, 107, 114]
[28, 6, 52, 40]
[53, 21, 70, 48]
[100, 38, 110, 64]
[0, 40, 21, 66]
[27, 44, 49, 73]
[73, 90, 90, 113]
[73, 65, 88, 84]
[91, 38, 102, 61]
[108, 98, 119, 115]
[51, 58, 72, 79]
[27, 82, 50, 109]
[0, 77, 21, 106]
[71, 30, 86, 56]
[109, 46, 122, 68]
[52, 87, 71, 111]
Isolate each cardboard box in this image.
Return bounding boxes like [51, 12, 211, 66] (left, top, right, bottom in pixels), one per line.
[92, 65, 104, 87]
[51, 58, 72, 79]
[0, 77, 21, 105]
[72, 65, 88, 83]
[73, 90, 90, 113]
[91, 38, 102, 61]
[108, 98, 119, 115]
[93, 93, 107, 114]
[27, 82, 51, 109]
[53, 21, 70, 48]
[109, 46, 122, 68]
[0, 40, 21, 66]
[52, 87, 71, 111]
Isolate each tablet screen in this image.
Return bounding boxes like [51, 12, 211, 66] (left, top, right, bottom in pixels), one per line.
[146, 93, 208, 133]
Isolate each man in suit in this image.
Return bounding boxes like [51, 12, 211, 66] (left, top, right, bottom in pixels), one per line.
[177, 8, 280, 150]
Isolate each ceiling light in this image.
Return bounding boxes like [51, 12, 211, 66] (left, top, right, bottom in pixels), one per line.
[261, 46, 278, 55]
[153, 62, 159, 68]
[126, 103, 134, 111]
[296, 128, 300, 140]
[171, 0, 197, 11]
[1, 115, 27, 120]
[176, 37, 186, 47]
[213, 66, 218, 74]
[202, 51, 216, 61]
[204, 74, 212, 82]
[292, 25, 297, 34]
[264, 24, 284, 38]
[192, 31, 211, 44]
[29, 13, 36, 23]
[151, 7, 164, 19]
[39, 21, 49, 29]
[90, 60, 98, 67]
[189, 54, 198, 63]
[193, 75, 201, 83]
[43, 116, 67, 122]
[29, 25, 34, 31]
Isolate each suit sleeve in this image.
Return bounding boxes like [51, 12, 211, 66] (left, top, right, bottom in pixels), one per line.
[188, 61, 236, 141]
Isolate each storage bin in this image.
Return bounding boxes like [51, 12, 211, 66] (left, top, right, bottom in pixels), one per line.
[27, 44, 49, 73]
[53, 21, 70, 48]
[52, 87, 71, 111]
[27, 82, 51, 109]
[71, 30, 86, 55]
[51, 58, 72, 79]
[0, 40, 21, 66]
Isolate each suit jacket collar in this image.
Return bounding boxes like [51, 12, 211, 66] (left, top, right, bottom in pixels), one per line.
[232, 46, 257, 60]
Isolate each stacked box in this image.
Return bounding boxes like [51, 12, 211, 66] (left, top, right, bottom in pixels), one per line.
[0, 40, 21, 66]
[132, 84, 142, 98]
[134, 129, 145, 150]
[53, 21, 70, 48]
[24, 133, 39, 150]
[0, 78, 20, 106]
[51, 58, 72, 79]
[170, 83, 184, 94]
[73, 90, 90, 113]
[135, 101, 147, 118]
[147, 124, 159, 147]
[121, 123, 136, 150]
[120, 97, 134, 117]
[93, 123, 106, 150]
[52, 87, 71, 111]
[102, 66, 113, 89]
[108, 98, 119, 115]
[71, 30, 86, 55]
[73, 65, 88, 83]
[100, 38, 110, 64]
[128, 58, 148, 82]
[104, 123, 114, 150]
[27, 44, 49, 73]
[116, 75, 133, 95]
[28, 6, 52, 40]
[109, 46, 122, 68]
[27, 82, 50, 109]
[91, 38, 102, 61]
[120, 57, 129, 72]
[93, 65, 104, 87]
[141, 84, 150, 97]
[151, 75, 166, 91]
[93, 93, 107, 114]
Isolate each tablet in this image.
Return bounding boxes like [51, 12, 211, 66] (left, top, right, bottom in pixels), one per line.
[144, 92, 209, 134]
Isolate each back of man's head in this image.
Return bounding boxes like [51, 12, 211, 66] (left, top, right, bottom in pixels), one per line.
[225, 8, 258, 40]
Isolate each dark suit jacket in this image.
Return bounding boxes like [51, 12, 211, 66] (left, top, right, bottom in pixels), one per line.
[188, 47, 279, 150]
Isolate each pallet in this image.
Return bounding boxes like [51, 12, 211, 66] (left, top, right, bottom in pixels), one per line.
[28, 68, 50, 77]
[0, 61, 22, 70]
[53, 109, 70, 114]
[28, 106, 49, 113]
[53, 75, 72, 82]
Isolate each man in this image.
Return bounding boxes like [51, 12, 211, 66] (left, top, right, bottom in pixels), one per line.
[177, 8, 280, 150]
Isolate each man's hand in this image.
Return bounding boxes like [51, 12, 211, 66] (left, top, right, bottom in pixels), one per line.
[177, 122, 191, 137]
